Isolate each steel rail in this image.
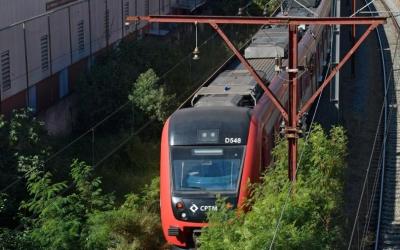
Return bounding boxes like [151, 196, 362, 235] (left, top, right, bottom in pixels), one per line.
[368, 0, 388, 249]
[374, 0, 400, 248]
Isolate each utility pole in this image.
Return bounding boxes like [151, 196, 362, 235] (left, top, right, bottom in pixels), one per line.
[126, 15, 386, 182]
[351, 0, 356, 76]
[287, 24, 299, 182]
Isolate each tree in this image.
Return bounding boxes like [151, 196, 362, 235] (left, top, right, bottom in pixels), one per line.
[18, 158, 114, 250]
[200, 125, 347, 249]
[0, 109, 48, 233]
[15, 155, 163, 250]
[75, 37, 188, 131]
[129, 69, 175, 122]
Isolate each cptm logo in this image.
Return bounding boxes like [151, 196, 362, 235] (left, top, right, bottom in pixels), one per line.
[190, 204, 199, 213]
[189, 204, 218, 213]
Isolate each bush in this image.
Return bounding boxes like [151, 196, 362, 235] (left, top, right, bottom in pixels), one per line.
[0, 109, 48, 230]
[129, 69, 175, 122]
[200, 125, 347, 250]
[16, 154, 163, 250]
[85, 178, 163, 250]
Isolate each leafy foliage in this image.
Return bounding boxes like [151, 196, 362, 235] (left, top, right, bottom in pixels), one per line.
[14, 154, 163, 250]
[200, 125, 347, 250]
[85, 178, 163, 250]
[0, 193, 6, 213]
[0, 228, 34, 250]
[18, 158, 112, 250]
[75, 36, 189, 131]
[0, 109, 48, 232]
[129, 69, 175, 122]
[0, 109, 47, 172]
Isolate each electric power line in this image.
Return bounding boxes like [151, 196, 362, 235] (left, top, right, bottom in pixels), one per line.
[268, 23, 335, 249]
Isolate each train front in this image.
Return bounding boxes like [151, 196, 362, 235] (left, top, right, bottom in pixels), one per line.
[160, 106, 252, 248]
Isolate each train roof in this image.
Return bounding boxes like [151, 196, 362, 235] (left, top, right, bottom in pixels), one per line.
[192, 70, 264, 107]
[169, 106, 251, 146]
[189, 6, 318, 110]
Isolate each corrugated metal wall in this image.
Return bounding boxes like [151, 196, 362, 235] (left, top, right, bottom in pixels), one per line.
[0, 0, 177, 113]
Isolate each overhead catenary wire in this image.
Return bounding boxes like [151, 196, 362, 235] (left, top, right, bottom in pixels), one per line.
[268, 23, 335, 250]
[0, 18, 234, 195]
[374, 22, 400, 250]
[12, 27, 259, 231]
[347, 1, 400, 247]
[350, 0, 377, 17]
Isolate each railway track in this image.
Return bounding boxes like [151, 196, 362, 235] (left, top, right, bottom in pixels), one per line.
[373, 0, 400, 248]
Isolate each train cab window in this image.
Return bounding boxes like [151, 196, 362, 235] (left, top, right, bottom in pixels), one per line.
[254, 84, 265, 100]
[171, 146, 244, 193]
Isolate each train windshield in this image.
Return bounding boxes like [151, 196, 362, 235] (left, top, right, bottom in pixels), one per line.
[171, 146, 244, 193]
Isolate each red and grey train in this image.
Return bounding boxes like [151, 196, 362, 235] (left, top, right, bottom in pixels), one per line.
[160, 0, 332, 248]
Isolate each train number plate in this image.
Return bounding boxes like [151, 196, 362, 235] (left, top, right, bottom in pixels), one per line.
[225, 138, 242, 144]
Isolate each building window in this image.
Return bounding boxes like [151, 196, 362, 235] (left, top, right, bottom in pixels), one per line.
[124, 2, 130, 30]
[1, 50, 11, 92]
[40, 34, 49, 72]
[78, 20, 85, 54]
[104, 8, 110, 40]
[124, 2, 129, 16]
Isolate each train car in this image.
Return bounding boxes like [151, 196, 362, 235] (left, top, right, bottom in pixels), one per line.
[160, 0, 333, 248]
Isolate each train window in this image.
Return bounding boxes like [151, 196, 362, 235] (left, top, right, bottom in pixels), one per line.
[171, 146, 244, 193]
[254, 84, 264, 100]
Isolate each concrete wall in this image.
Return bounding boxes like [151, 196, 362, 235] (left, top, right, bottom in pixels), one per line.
[0, 0, 47, 29]
[0, 0, 178, 115]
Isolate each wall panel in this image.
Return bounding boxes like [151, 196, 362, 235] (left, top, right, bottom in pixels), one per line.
[49, 8, 71, 73]
[0, 25, 27, 100]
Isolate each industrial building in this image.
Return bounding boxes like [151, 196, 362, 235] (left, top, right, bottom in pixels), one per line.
[0, 0, 206, 116]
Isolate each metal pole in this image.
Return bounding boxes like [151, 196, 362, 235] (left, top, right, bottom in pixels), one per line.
[288, 24, 298, 182]
[351, 0, 356, 76]
[333, 0, 341, 111]
[126, 15, 386, 25]
[125, 15, 385, 181]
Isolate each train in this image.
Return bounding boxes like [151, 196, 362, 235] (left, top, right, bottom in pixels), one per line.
[160, 0, 333, 248]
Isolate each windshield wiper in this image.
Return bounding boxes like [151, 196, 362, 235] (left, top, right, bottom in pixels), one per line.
[186, 186, 205, 190]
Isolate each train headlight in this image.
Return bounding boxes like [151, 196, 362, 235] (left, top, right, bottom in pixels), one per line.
[176, 201, 185, 210]
[197, 129, 219, 143]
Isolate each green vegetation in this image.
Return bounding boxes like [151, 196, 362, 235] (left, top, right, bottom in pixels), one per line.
[2, 152, 162, 249]
[0, 2, 299, 249]
[200, 125, 347, 249]
[0, 108, 348, 250]
[129, 69, 175, 122]
[0, 110, 48, 226]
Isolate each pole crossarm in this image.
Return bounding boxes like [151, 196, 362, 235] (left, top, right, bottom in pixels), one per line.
[209, 22, 288, 121]
[126, 15, 386, 26]
[125, 15, 386, 122]
[125, 14, 386, 181]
